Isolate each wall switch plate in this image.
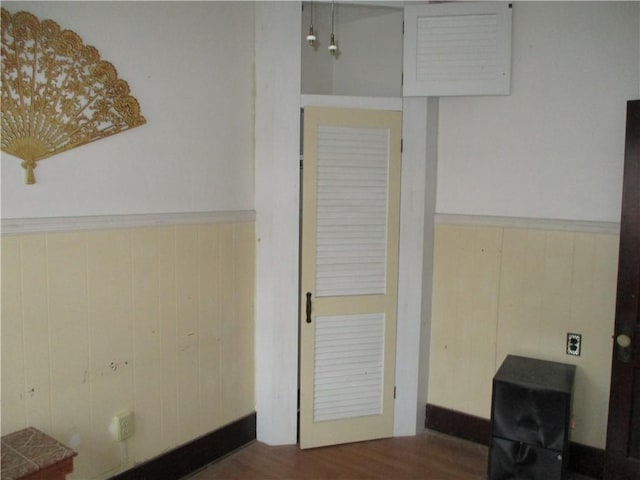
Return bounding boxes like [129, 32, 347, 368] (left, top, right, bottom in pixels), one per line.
[566, 333, 582, 356]
[112, 411, 134, 441]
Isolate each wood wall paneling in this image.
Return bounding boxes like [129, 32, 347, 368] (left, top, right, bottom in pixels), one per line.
[219, 224, 237, 423]
[1, 236, 27, 434]
[429, 225, 502, 418]
[430, 222, 619, 449]
[175, 226, 202, 445]
[197, 224, 224, 434]
[570, 233, 619, 448]
[21, 235, 53, 433]
[47, 233, 92, 472]
[86, 229, 135, 474]
[130, 228, 164, 461]
[0, 221, 255, 479]
[231, 223, 256, 419]
[158, 226, 180, 451]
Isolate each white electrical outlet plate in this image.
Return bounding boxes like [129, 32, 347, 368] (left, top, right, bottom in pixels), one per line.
[566, 333, 582, 356]
[113, 411, 134, 441]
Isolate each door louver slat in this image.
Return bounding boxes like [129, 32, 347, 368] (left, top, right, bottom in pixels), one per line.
[313, 313, 385, 423]
[417, 14, 500, 82]
[316, 126, 389, 297]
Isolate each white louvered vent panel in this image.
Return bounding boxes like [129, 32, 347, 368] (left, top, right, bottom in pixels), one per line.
[403, 2, 512, 96]
[417, 14, 499, 82]
[316, 126, 389, 297]
[313, 313, 385, 423]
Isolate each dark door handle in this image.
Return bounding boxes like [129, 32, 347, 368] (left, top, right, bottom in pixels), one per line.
[306, 292, 312, 324]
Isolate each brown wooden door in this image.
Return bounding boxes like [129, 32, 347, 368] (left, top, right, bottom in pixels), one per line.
[604, 99, 640, 479]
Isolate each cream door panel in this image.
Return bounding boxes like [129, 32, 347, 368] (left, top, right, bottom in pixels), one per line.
[300, 107, 401, 449]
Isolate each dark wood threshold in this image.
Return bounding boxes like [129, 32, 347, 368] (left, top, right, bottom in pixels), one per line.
[426, 404, 604, 479]
[110, 412, 256, 480]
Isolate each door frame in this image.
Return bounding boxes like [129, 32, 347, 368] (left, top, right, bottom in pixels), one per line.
[299, 94, 438, 439]
[255, 3, 437, 446]
[604, 99, 640, 479]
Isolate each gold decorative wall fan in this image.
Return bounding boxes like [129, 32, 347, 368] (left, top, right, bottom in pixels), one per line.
[1, 8, 146, 184]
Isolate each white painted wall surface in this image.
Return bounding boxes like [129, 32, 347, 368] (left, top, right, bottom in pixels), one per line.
[301, 3, 402, 97]
[301, 2, 334, 95]
[1, 1, 254, 218]
[437, 2, 639, 222]
[332, 5, 403, 98]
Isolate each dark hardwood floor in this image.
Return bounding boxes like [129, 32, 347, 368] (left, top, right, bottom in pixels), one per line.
[185, 431, 488, 479]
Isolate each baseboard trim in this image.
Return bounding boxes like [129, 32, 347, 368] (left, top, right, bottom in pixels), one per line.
[570, 441, 606, 480]
[425, 404, 604, 479]
[426, 403, 491, 446]
[110, 412, 256, 480]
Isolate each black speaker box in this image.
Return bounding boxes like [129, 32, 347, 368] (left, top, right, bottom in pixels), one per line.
[488, 355, 576, 480]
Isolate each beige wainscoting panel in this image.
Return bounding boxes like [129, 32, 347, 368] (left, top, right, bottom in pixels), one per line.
[429, 224, 503, 417]
[130, 228, 164, 462]
[1, 235, 27, 434]
[216, 222, 257, 423]
[21, 235, 53, 432]
[47, 233, 92, 474]
[496, 229, 618, 448]
[0, 219, 256, 480]
[175, 226, 202, 445]
[230, 222, 256, 419]
[496, 229, 575, 362]
[566, 233, 619, 448]
[197, 224, 224, 433]
[219, 224, 237, 422]
[86, 229, 136, 475]
[158, 226, 180, 451]
[429, 220, 619, 449]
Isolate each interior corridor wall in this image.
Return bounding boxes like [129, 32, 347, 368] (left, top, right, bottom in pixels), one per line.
[437, 2, 638, 222]
[1, 1, 255, 218]
[1, 2, 257, 478]
[2, 221, 255, 479]
[429, 2, 639, 450]
[430, 221, 618, 449]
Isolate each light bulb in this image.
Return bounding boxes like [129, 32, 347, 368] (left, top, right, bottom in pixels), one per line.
[328, 33, 337, 55]
[328, 0, 337, 56]
[306, 25, 316, 46]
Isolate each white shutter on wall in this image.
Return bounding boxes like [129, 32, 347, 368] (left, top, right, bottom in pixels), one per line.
[315, 125, 389, 297]
[404, 2, 512, 96]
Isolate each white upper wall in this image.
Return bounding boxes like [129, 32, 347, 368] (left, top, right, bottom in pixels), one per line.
[301, 2, 334, 95]
[5, 2, 638, 223]
[301, 2, 403, 97]
[1, 1, 255, 219]
[332, 5, 403, 97]
[437, 2, 639, 223]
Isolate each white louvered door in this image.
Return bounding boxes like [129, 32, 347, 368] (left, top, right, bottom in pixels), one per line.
[300, 107, 401, 449]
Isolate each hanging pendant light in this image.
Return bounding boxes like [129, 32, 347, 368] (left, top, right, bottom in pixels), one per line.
[328, 33, 336, 55]
[328, 0, 337, 55]
[306, 2, 316, 47]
